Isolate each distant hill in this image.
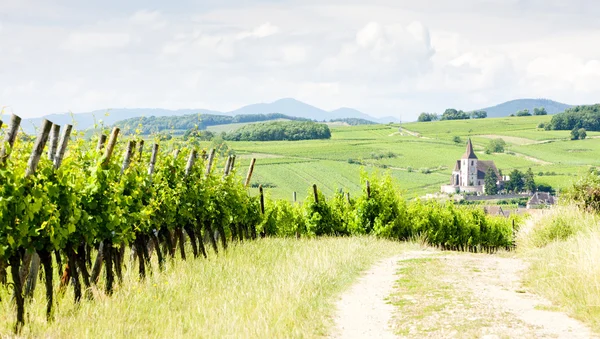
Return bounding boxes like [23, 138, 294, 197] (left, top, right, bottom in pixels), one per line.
[20, 98, 395, 134]
[479, 99, 572, 118]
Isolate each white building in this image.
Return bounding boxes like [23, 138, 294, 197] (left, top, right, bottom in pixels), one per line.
[441, 139, 502, 194]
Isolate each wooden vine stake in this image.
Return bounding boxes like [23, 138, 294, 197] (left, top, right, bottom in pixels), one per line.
[223, 156, 232, 177]
[121, 140, 136, 175]
[53, 125, 73, 169]
[366, 180, 371, 199]
[96, 134, 107, 151]
[244, 158, 256, 187]
[12, 119, 52, 333]
[137, 140, 145, 160]
[102, 127, 120, 166]
[229, 155, 236, 173]
[0, 114, 22, 165]
[313, 184, 319, 204]
[47, 124, 60, 161]
[205, 148, 216, 176]
[148, 143, 159, 177]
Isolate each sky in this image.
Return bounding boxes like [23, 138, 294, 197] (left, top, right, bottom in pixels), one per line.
[2, 0, 600, 121]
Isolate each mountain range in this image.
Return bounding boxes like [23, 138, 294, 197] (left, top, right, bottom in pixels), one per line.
[17, 98, 575, 134]
[19, 98, 398, 134]
[479, 99, 572, 118]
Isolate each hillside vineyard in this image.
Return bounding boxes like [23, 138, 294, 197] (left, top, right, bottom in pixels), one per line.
[0, 115, 516, 333]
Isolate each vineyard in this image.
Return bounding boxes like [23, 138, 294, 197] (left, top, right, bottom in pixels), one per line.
[0, 114, 517, 334]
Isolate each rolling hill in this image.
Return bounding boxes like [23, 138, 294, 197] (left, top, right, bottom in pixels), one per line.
[479, 99, 572, 118]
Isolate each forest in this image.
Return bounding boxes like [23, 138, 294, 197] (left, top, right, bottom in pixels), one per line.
[223, 121, 332, 141]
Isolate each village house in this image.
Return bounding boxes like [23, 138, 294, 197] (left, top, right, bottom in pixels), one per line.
[441, 139, 503, 194]
[526, 192, 557, 209]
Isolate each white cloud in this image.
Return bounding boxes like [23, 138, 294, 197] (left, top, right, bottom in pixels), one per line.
[3, 1, 600, 119]
[62, 32, 131, 52]
[236, 22, 279, 39]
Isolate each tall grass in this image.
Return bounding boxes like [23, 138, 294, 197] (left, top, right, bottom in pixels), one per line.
[517, 206, 600, 331]
[0, 237, 415, 338]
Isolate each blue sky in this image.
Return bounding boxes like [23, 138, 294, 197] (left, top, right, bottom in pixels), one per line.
[2, 0, 600, 120]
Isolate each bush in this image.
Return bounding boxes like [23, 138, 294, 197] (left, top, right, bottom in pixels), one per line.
[485, 138, 506, 154]
[453, 136, 462, 144]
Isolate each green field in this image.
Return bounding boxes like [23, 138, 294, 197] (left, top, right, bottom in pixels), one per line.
[201, 116, 598, 200]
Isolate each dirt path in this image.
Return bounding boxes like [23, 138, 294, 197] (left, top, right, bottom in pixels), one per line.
[331, 251, 597, 339]
[329, 251, 433, 338]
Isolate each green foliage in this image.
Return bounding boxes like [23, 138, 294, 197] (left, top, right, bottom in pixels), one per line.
[504, 169, 523, 193]
[571, 128, 580, 140]
[440, 109, 470, 121]
[418, 113, 439, 122]
[224, 121, 331, 141]
[115, 113, 310, 135]
[533, 107, 548, 116]
[470, 110, 487, 119]
[578, 128, 587, 140]
[484, 168, 498, 195]
[524, 168, 536, 193]
[516, 109, 532, 116]
[329, 118, 377, 125]
[452, 136, 462, 144]
[484, 138, 506, 154]
[548, 104, 600, 131]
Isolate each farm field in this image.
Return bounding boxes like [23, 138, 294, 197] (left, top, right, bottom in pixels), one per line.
[216, 116, 597, 200]
[0, 238, 414, 338]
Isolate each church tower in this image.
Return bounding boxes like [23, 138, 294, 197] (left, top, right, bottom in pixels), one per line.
[460, 139, 478, 186]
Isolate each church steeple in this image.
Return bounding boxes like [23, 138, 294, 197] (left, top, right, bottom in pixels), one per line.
[461, 138, 477, 159]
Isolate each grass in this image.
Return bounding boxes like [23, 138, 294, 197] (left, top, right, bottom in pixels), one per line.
[0, 237, 414, 338]
[517, 206, 600, 332]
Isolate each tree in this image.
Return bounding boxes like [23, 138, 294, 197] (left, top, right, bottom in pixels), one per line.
[453, 136, 462, 144]
[440, 109, 470, 120]
[471, 110, 488, 119]
[505, 169, 524, 193]
[533, 107, 548, 115]
[571, 127, 580, 140]
[516, 109, 532, 116]
[578, 128, 587, 140]
[485, 138, 506, 154]
[524, 168, 536, 193]
[484, 168, 498, 195]
[417, 113, 438, 122]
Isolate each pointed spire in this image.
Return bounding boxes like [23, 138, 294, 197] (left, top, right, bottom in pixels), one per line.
[461, 138, 477, 159]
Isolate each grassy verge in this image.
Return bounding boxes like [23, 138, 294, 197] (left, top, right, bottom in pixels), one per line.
[0, 237, 414, 338]
[517, 206, 600, 332]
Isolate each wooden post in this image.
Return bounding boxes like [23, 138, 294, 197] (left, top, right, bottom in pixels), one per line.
[185, 149, 197, 176]
[96, 134, 107, 151]
[229, 155, 236, 173]
[102, 127, 120, 165]
[244, 158, 256, 187]
[293, 191, 297, 203]
[313, 184, 319, 204]
[0, 114, 22, 165]
[173, 149, 180, 158]
[53, 124, 73, 169]
[25, 119, 53, 177]
[205, 149, 216, 175]
[346, 192, 351, 204]
[47, 124, 60, 161]
[121, 140, 136, 174]
[259, 185, 265, 214]
[137, 140, 145, 160]
[223, 156, 232, 177]
[148, 144, 159, 176]
[366, 180, 371, 199]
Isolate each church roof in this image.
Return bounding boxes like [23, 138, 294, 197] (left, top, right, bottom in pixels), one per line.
[461, 138, 478, 159]
[477, 160, 500, 180]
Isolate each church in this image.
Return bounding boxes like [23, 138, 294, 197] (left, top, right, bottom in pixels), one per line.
[441, 139, 502, 194]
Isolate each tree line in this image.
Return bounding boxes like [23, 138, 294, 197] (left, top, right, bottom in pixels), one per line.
[544, 104, 600, 131]
[115, 113, 311, 135]
[223, 121, 332, 141]
[418, 109, 487, 122]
